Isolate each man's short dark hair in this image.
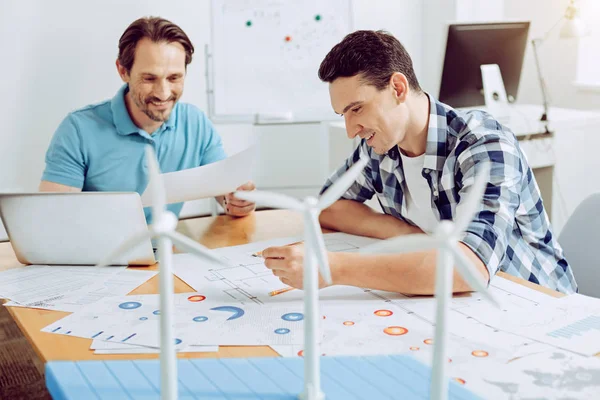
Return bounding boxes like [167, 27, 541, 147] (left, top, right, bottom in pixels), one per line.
[118, 17, 194, 73]
[318, 30, 421, 92]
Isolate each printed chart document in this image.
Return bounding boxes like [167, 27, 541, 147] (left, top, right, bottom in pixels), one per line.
[3, 268, 156, 312]
[141, 145, 257, 206]
[500, 293, 600, 356]
[42, 292, 305, 347]
[0, 265, 124, 306]
[452, 349, 600, 399]
[173, 232, 380, 306]
[90, 340, 217, 354]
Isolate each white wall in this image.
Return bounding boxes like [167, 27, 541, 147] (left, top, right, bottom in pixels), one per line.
[504, 0, 600, 109]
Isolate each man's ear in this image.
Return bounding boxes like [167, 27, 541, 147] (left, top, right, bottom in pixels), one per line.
[389, 72, 409, 103]
[116, 59, 129, 83]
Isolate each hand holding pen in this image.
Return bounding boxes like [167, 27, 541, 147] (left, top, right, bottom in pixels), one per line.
[253, 242, 331, 295]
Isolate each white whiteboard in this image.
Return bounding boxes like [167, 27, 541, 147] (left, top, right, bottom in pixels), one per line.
[209, 0, 352, 123]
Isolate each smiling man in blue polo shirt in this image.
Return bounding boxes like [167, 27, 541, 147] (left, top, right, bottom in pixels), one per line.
[40, 16, 255, 220]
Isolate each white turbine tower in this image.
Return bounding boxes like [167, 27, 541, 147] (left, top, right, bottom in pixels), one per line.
[359, 162, 499, 400]
[96, 146, 227, 400]
[235, 155, 369, 400]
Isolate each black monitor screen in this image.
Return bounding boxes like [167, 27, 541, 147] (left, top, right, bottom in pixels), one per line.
[438, 22, 530, 108]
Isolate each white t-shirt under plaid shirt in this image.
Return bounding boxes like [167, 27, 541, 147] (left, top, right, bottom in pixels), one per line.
[320, 93, 578, 294]
[398, 151, 438, 234]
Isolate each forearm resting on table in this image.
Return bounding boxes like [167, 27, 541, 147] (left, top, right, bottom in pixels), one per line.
[39, 181, 81, 192]
[319, 199, 422, 239]
[329, 242, 490, 295]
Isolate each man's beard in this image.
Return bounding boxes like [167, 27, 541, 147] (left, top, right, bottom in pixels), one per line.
[132, 90, 177, 122]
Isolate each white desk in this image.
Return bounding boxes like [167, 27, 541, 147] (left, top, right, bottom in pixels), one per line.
[328, 104, 600, 235]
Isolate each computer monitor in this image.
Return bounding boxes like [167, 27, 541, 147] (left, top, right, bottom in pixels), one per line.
[438, 21, 530, 108]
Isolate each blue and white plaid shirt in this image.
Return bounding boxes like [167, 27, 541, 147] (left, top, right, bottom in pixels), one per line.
[321, 94, 577, 294]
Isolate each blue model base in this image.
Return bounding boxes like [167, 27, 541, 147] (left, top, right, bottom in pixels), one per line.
[46, 354, 480, 399]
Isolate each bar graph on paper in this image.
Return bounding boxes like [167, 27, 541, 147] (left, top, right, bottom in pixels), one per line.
[547, 315, 600, 339]
[507, 294, 600, 356]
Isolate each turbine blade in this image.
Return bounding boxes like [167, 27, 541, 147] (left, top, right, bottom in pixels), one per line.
[306, 212, 332, 285]
[359, 234, 437, 254]
[453, 162, 491, 234]
[449, 243, 500, 308]
[145, 146, 166, 218]
[165, 231, 228, 267]
[233, 190, 303, 211]
[95, 231, 153, 268]
[317, 154, 369, 210]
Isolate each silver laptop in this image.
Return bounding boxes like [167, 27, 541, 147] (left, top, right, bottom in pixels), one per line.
[0, 192, 156, 266]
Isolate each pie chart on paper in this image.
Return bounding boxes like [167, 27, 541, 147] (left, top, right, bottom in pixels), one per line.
[210, 306, 245, 321]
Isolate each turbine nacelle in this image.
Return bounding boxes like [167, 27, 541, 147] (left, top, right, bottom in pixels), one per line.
[152, 211, 179, 234]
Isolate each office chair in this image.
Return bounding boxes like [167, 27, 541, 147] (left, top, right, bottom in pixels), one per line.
[558, 193, 600, 298]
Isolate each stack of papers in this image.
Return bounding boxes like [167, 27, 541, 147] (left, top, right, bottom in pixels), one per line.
[0, 265, 123, 308]
[1, 266, 156, 312]
[35, 231, 600, 399]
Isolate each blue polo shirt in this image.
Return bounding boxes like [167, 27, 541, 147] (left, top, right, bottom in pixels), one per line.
[42, 84, 227, 222]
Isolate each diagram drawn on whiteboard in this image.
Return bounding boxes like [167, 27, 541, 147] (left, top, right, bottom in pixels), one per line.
[209, 0, 353, 121]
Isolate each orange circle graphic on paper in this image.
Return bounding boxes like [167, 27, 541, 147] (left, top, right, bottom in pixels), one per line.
[410, 346, 420, 351]
[343, 321, 355, 326]
[454, 378, 466, 385]
[374, 309, 393, 317]
[424, 338, 434, 345]
[187, 295, 206, 302]
[383, 326, 408, 336]
[297, 350, 304, 357]
[471, 350, 489, 357]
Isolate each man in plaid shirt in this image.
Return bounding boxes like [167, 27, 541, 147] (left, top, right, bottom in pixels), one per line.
[262, 30, 577, 295]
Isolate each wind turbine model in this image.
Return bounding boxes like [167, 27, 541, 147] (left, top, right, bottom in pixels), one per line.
[96, 146, 227, 400]
[359, 162, 499, 400]
[235, 155, 369, 400]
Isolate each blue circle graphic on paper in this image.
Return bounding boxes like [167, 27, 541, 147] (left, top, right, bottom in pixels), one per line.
[153, 310, 160, 315]
[281, 312, 304, 322]
[193, 316, 208, 322]
[274, 328, 290, 335]
[119, 301, 142, 310]
[210, 306, 245, 321]
[139, 317, 148, 321]
[174, 338, 182, 345]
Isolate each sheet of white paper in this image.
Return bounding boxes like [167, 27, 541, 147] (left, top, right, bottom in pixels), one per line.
[90, 339, 217, 354]
[0, 265, 124, 305]
[42, 292, 305, 347]
[454, 349, 600, 399]
[3, 269, 156, 312]
[41, 293, 168, 347]
[62, 269, 158, 309]
[141, 145, 257, 206]
[173, 233, 381, 306]
[500, 293, 600, 356]
[93, 346, 218, 354]
[182, 303, 306, 346]
[389, 277, 556, 327]
[318, 301, 434, 356]
[42, 293, 225, 348]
